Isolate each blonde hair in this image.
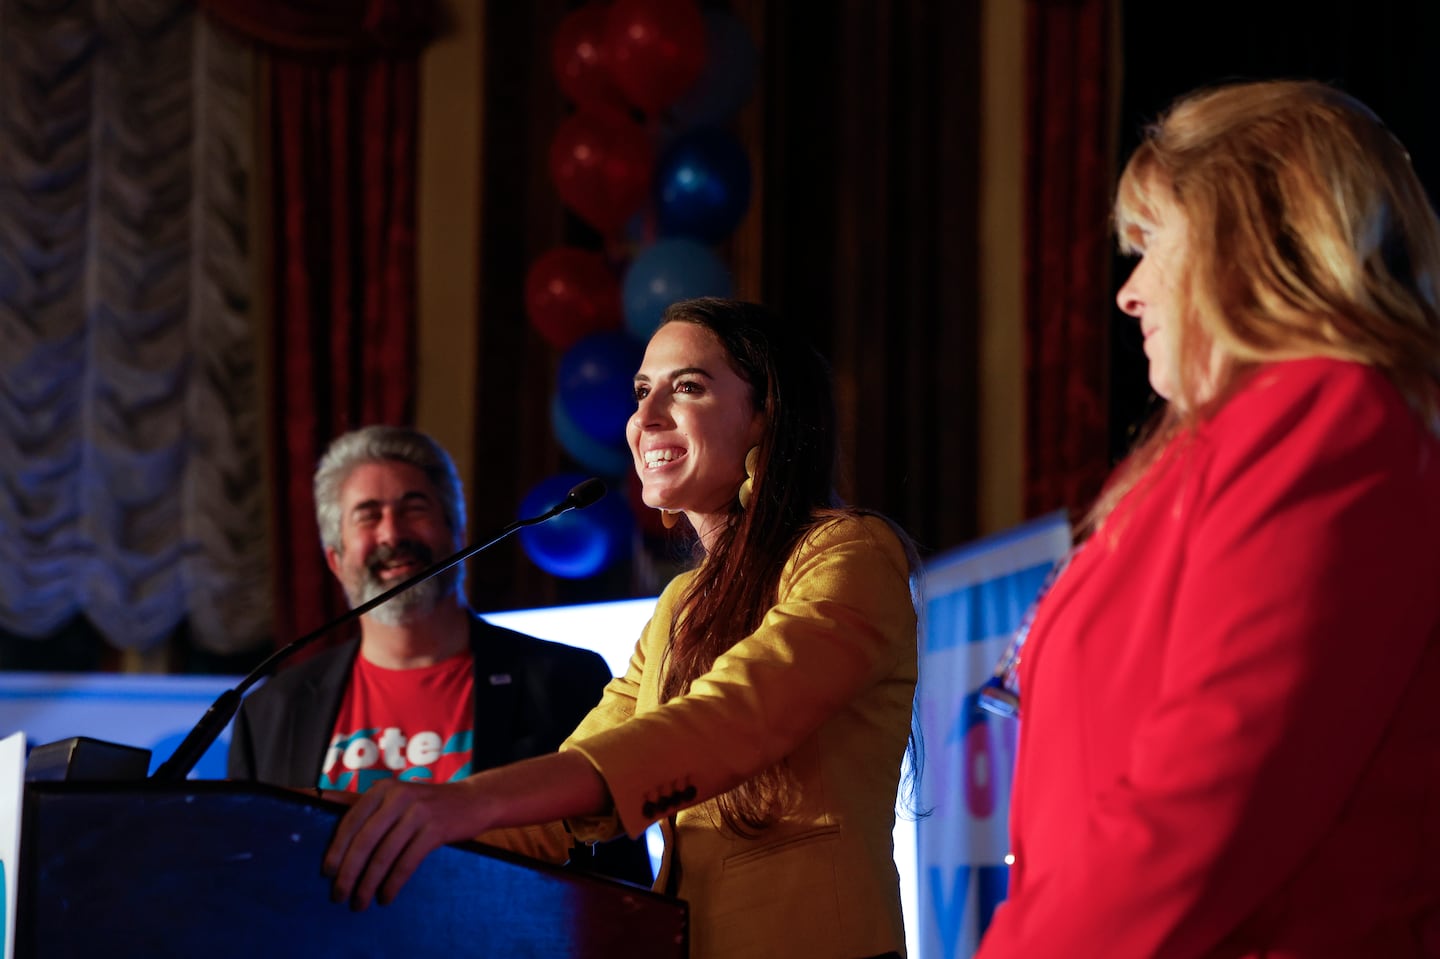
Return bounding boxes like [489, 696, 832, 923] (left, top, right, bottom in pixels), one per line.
[1093, 79, 1440, 530]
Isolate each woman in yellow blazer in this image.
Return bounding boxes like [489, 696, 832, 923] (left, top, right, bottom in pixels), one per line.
[324, 297, 920, 959]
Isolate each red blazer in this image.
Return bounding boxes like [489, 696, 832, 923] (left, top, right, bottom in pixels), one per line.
[977, 358, 1440, 958]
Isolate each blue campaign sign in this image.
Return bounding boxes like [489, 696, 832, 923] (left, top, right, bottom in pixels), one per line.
[916, 512, 1070, 959]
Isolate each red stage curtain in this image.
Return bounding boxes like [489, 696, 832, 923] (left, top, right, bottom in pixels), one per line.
[199, 0, 437, 647]
[1022, 0, 1116, 518]
[200, 0, 436, 54]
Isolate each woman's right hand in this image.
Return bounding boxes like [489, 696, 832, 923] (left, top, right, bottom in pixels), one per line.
[322, 750, 612, 909]
[321, 777, 495, 910]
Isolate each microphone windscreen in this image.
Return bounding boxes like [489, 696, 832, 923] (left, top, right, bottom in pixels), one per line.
[566, 477, 608, 510]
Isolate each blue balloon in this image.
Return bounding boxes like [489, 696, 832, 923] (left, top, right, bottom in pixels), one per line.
[557, 331, 646, 446]
[654, 127, 752, 243]
[551, 392, 633, 477]
[668, 10, 758, 129]
[622, 238, 733, 340]
[518, 472, 633, 579]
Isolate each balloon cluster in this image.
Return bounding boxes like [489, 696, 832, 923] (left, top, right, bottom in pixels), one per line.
[519, 0, 757, 579]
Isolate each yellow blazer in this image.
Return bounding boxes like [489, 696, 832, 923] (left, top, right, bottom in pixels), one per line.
[557, 513, 918, 958]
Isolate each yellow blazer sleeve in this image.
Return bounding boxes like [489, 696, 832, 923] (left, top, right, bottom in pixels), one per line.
[564, 514, 916, 839]
[555, 612, 653, 843]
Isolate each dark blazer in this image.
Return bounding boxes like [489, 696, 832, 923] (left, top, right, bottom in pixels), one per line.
[227, 613, 652, 886]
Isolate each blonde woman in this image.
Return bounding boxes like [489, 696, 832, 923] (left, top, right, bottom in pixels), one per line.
[977, 80, 1440, 957]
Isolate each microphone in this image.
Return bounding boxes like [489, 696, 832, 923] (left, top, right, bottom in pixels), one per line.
[564, 476, 606, 510]
[150, 477, 608, 782]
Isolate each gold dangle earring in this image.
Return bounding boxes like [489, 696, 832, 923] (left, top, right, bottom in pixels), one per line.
[737, 447, 760, 510]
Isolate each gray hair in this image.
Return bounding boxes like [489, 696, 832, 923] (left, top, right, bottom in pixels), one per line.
[313, 425, 466, 553]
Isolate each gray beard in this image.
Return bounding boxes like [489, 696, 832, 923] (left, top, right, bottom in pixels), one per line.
[341, 541, 460, 626]
[355, 570, 458, 626]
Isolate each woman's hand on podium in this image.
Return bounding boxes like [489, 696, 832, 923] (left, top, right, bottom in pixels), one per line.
[321, 777, 496, 910]
[320, 751, 611, 910]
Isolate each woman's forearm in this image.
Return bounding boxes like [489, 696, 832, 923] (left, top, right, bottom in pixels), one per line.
[469, 748, 612, 829]
[323, 749, 612, 909]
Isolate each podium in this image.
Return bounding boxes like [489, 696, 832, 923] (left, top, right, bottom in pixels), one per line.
[16, 780, 687, 959]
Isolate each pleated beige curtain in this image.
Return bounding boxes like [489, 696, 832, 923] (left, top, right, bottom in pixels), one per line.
[0, 0, 268, 656]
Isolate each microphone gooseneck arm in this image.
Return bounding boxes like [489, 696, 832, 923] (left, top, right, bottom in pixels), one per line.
[149, 477, 608, 782]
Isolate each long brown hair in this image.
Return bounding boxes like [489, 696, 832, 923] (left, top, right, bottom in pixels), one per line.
[1093, 79, 1440, 534]
[653, 298, 913, 834]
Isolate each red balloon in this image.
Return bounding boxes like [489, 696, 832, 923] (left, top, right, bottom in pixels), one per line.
[548, 108, 654, 234]
[552, 2, 629, 113]
[605, 0, 707, 115]
[524, 247, 623, 350]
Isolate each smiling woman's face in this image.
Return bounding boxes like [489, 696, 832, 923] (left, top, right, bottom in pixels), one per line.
[628, 321, 765, 546]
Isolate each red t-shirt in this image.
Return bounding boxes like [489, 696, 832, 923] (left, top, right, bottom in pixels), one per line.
[319, 650, 476, 793]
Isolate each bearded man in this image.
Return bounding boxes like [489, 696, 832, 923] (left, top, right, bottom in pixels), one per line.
[227, 425, 651, 884]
